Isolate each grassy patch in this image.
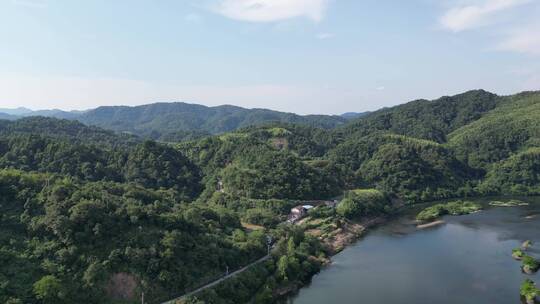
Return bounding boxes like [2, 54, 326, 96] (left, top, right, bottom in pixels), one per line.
[241, 222, 265, 231]
[267, 127, 292, 137]
[416, 200, 481, 222]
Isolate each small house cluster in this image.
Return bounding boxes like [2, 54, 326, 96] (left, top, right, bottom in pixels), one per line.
[287, 205, 314, 223]
[286, 200, 339, 223]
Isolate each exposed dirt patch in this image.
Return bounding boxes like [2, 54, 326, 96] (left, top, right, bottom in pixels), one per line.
[321, 217, 387, 255]
[305, 229, 322, 237]
[323, 221, 364, 254]
[106, 272, 138, 300]
[241, 222, 265, 231]
[271, 138, 288, 150]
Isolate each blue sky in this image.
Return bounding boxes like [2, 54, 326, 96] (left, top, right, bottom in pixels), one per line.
[0, 0, 539, 114]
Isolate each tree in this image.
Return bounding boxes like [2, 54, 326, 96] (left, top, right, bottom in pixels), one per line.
[33, 275, 65, 304]
[287, 237, 296, 256]
[336, 189, 390, 219]
[277, 256, 289, 282]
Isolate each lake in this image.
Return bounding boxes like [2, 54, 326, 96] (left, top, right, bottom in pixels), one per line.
[289, 199, 540, 304]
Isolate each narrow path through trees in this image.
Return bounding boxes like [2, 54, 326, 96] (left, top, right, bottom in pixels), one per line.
[161, 254, 271, 304]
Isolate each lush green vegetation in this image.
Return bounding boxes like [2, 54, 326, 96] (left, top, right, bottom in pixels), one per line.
[512, 248, 525, 260]
[185, 226, 327, 304]
[522, 256, 540, 274]
[0, 130, 202, 200]
[479, 148, 540, 195]
[0, 116, 137, 147]
[0, 169, 268, 303]
[326, 134, 476, 203]
[2, 89, 540, 303]
[521, 279, 540, 303]
[336, 189, 392, 219]
[448, 92, 540, 170]
[338, 89, 501, 143]
[416, 200, 481, 222]
[220, 148, 339, 200]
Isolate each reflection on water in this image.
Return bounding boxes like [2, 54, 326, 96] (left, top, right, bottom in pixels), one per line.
[290, 199, 540, 304]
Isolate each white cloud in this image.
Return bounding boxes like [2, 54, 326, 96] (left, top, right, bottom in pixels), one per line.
[211, 0, 329, 22]
[316, 32, 334, 39]
[498, 24, 540, 55]
[440, 0, 532, 32]
[439, 0, 540, 56]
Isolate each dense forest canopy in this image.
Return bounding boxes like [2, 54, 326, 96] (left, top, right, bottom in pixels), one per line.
[338, 89, 501, 143]
[1, 89, 540, 303]
[448, 92, 540, 170]
[0, 170, 265, 303]
[0, 117, 138, 147]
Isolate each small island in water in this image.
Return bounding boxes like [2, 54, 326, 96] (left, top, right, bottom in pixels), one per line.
[521, 279, 540, 304]
[416, 200, 482, 222]
[522, 256, 540, 275]
[512, 248, 525, 260]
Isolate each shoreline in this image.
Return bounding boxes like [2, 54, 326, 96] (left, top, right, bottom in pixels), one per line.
[322, 216, 388, 256]
[280, 196, 533, 301]
[277, 215, 390, 301]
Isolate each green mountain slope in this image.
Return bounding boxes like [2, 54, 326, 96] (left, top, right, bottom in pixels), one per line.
[326, 133, 475, 202]
[479, 147, 540, 195]
[0, 117, 138, 147]
[448, 91, 540, 169]
[339, 90, 501, 143]
[0, 118, 202, 200]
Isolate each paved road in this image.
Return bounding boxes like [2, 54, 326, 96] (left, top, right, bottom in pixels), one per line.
[162, 254, 271, 304]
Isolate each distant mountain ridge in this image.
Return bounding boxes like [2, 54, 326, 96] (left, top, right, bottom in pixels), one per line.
[0, 107, 34, 116]
[340, 111, 370, 119]
[0, 107, 84, 120]
[77, 102, 350, 139]
[0, 102, 350, 140]
[2, 90, 531, 142]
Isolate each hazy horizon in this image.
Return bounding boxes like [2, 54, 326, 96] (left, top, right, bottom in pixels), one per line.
[1, 87, 538, 116]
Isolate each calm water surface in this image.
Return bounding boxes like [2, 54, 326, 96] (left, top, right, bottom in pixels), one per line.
[290, 199, 540, 304]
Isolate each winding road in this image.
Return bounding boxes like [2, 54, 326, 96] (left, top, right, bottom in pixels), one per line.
[161, 254, 272, 304]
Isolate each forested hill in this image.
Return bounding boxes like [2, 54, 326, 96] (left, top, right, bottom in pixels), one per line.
[339, 89, 503, 143]
[0, 116, 138, 147]
[75, 102, 348, 141]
